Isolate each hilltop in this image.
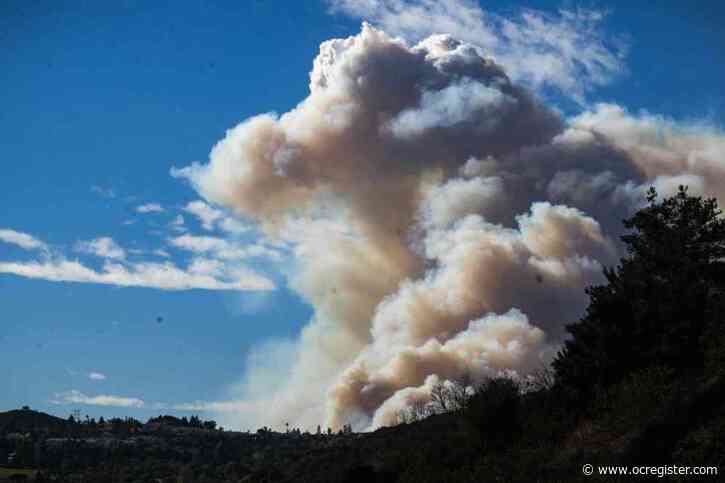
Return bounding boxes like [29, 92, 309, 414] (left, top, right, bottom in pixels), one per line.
[3, 188, 725, 482]
[1, 379, 725, 482]
[0, 408, 66, 436]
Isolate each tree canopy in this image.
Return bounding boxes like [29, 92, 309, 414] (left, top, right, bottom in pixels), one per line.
[554, 186, 725, 396]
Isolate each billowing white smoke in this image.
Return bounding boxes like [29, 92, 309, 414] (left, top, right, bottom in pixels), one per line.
[174, 25, 725, 431]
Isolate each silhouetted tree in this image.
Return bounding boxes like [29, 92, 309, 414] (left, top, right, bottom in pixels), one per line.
[465, 377, 521, 443]
[554, 186, 725, 398]
[189, 415, 201, 428]
[429, 378, 471, 414]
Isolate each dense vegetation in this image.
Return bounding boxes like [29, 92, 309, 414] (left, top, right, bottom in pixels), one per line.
[555, 187, 725, 396]
[3, 187, 725, 482]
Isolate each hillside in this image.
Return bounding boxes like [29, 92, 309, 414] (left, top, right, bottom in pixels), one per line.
[3, 188, 725, 482]
[0, 408, 67, 436]
[1, 382, 724, 483]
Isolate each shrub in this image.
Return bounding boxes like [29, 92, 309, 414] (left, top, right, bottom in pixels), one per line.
[464, 377, 521, 444]
[591, 365, 676, 433]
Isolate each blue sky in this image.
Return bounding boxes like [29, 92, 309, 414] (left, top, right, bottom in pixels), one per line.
[1, 0, 723, 425]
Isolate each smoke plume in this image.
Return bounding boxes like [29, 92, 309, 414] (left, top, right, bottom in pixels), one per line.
[174, 25, 725, 431]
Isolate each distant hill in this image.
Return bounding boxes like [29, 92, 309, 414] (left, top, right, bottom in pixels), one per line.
[0, 408, 66, 435]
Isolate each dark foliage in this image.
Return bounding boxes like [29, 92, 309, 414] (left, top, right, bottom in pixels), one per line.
[464, 378, 521, 444]
[554, 186, 725, 398]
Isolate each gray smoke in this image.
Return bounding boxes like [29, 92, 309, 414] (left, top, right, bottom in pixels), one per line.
[174, 25, 725, 431]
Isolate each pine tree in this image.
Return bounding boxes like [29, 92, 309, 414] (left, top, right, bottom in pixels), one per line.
[554, 186, 725, 397]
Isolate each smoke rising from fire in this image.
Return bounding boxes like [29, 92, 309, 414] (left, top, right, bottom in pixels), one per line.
[174, 24, 725, 431]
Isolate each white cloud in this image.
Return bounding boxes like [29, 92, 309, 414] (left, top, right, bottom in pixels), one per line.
[88, 372, 107, 381]
[219, 217, 249, 234]
[51, 390, 256, 414]
[184, 200, 223, 230]
[0, 226, 275, 292]
[51, 390, 144, 408]
[169, 234, 230, 254]
[183, 200, 250, 234]
[187, 257, 225, 275]
[0, 228, 47, 251]
[0, 258, 274, 291]
[75, 237, 126, 260]
[328, 0, 626, 102]
[170, 214, 186, 232]
[169, 234, 282, 261]
[136, 203, 165, 213]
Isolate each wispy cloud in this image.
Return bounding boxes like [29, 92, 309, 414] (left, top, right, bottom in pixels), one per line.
[182, 200, 249, 234]
[136, 203, 165, 213]
[183, 200, 222, 230]
[170, 214, 186, 232]
[1, 228, 274, 291]
[218, 217, 249, 235]
[0, 228, 48, 251]
[51, 390, 144, 408]
[88, 372, 107, 381]
[51, 390, 256, 414]
[327, 0, 626, 102]
[156, 400, 258, 413]
[75, 237, 126, 260]
[169, 234, 281, 261]
[0, 258, 274, 291]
